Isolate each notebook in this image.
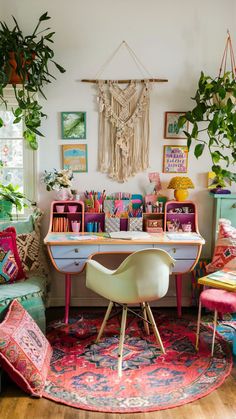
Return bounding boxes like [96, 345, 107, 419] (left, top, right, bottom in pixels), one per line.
[109, 231, 151, 240]
[207, 269, 236, 285]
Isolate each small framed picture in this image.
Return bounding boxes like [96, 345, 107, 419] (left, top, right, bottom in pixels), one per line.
[163, 145, 188, 173]
[61, 111, 86, 139]
[164, 111, 188, 139]
[62, 144, 88, 172]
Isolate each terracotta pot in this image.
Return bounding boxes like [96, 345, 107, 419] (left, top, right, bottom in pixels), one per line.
[8, 51, 35, 84]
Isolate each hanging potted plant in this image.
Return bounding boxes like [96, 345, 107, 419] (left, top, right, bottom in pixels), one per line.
[0, 12, 65, 150]
[178, 32, 236, 191]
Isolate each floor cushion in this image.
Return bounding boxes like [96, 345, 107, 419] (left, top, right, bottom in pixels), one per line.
[0, 299, 52, 397]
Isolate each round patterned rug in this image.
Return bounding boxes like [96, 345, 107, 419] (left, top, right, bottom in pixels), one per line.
[43, 312, 233, 413]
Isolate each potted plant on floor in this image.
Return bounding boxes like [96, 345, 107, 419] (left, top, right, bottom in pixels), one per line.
[0, 12, 65, 150]
[178, 33, 236, 191]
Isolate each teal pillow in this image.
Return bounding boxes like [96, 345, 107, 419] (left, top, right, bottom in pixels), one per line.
[0, 215, 34, 234]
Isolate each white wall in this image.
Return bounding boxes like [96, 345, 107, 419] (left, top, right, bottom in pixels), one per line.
[2, 0, 236, 306]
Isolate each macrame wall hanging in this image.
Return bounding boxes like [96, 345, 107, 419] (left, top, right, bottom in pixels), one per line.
[82, 41, 168, 183]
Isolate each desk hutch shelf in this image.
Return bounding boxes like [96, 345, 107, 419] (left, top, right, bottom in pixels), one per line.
[48, 200, 199, 234]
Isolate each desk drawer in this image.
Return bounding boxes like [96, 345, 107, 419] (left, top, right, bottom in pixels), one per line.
[99, 244, 152, 253]
[50, 245, 99, 259]
[172, 259, 195, 273]
[54, 258, 86, 273]
[153, 244, 198, 259]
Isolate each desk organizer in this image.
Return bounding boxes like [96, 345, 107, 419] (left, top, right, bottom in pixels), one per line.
[105, 217, 120, 233]
[128, 217, 143, 231]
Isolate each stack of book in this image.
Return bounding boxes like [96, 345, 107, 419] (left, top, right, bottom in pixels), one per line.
[206, 269, 236, 286]
[52, 217, 69, 232]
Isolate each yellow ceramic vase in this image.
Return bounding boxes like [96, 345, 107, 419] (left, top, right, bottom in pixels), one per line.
[174, 189, 189, 201]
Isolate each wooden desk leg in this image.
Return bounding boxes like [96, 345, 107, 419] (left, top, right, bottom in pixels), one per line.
[64, 273, 71, 324]
[175, 274, 182, 318]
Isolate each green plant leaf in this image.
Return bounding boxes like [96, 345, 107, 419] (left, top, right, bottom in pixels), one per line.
[39, 12, 51, 21]
[194, 143, 205, 158]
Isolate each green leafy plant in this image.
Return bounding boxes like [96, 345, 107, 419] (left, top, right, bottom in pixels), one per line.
[178, 71, 236, 187]
[0, 12, 65, 149]
[0, 182, 32, 217]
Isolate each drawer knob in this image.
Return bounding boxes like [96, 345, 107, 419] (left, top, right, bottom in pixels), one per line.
[74, 261, 80, 266]
[232, 203, 236, 208]
[74, 248, 79, 253]
[172, 248, 176, 254]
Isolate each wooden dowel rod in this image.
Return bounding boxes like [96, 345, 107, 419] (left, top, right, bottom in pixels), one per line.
[81, 78, 168, 83]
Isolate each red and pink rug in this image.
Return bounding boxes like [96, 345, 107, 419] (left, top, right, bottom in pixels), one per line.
[43, 311, 233, 413]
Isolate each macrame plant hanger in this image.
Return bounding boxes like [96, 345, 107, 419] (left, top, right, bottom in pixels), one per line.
[81, 41, 168, 182]
[219, 30, 236, 78]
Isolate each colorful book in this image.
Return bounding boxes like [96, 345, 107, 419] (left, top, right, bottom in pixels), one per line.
[207, 269, 236, 285]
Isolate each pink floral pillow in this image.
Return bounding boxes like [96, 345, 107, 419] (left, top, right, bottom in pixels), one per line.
[0, 299, 52, 397]
[206, 218, 236, 273]
[0, 227, 25, 282]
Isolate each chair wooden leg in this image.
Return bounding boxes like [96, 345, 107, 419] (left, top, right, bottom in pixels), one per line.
[96, 301, 114, 343]
[145, 303, 165, 354]
[140, 302, 150, 335]
[118, 305, 127, 377]
[195, 300, 202, 351]
[211, 309, 218, 357]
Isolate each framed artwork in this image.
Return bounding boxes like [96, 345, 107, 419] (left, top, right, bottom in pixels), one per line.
[62, 144, 88, 172]
[164, 111, 189, 139]
[163, 145, 188, 173]
[61, 111, 86, 139]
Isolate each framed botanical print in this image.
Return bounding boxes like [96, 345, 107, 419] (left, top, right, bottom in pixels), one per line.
[62, 144, 88, 172]
[163, 145, 188, 173]
[164, 111, 189, 139]
[61, 111, 86, 139]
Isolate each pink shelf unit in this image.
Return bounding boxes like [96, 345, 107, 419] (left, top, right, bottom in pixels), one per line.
[164, 200, 198, 233]
[49, 200, 85, 233]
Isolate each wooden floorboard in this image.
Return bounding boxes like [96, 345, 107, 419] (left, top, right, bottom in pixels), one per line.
[0, 307, 235, 419]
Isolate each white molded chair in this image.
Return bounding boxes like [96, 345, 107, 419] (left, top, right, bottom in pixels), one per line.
[86, 248, 175, 376]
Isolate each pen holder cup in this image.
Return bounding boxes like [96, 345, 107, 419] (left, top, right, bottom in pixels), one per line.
[182, 224, 192, 232]
[105, 217, 120, 233]
[86, 222, 94, 232]
[71, 221, 80, 232]
[128, 217, 143, 232]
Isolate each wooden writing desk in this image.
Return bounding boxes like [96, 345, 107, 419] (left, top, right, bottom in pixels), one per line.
[44, 232, 205, 323]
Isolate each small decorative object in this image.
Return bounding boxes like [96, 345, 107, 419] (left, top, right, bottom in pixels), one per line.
[61, 112, 86, 139]
[62, 145, 88, 173]
[56, 205, 65, 213]
[146, 219, 163, 233]
[42, 169, 73, 197]
[182, 223, 192, 232]
[167, 176, 194, 201]
[163, 145, 188, 173]
[164, 112, 189, 139]
[68, 205, 78, 213]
